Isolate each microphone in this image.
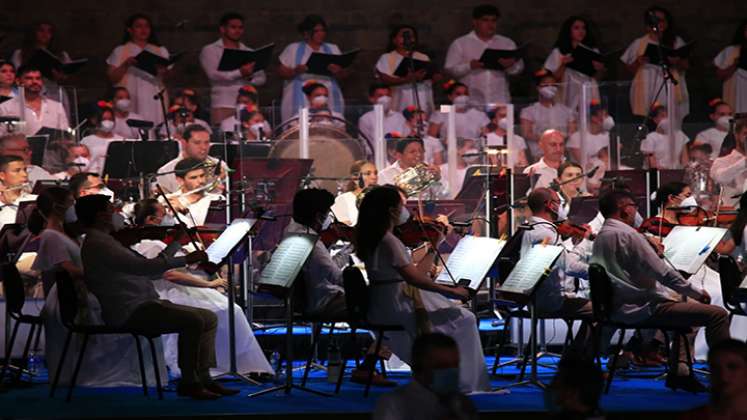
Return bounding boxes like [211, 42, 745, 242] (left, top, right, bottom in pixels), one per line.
[126, 118, 154, 129]
[0, 116, 20, 124]
[586, 165, 600, 178]
[153, 88, 167, 100]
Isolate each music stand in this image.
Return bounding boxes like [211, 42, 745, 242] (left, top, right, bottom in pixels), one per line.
[102, 141, 179, 199]
[26, 136, 48, 167]
[494, 244, 564, 390]
[249, 233, 330, 398]
[568, 196, 599, 226]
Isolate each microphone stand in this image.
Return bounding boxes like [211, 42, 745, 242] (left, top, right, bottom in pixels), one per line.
[403, 32, 424, 138]
[154, 88, 171, 140]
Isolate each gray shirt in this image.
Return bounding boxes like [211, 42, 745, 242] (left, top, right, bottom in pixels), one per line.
[82, 229, 186, 326]
[590, 218, 703, 324]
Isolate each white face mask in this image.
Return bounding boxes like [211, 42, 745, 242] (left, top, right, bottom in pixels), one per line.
[680, 195, 698, 208]
[602, 115, 615, 131]
[249, 123, 265, 136]
[462, 148, 480, 164]
[321, 212, 333, 231]
[397, 206, 410, 226]
[71, 156, 90, 171]
[539, 86, 558, 99]
[452, 95, 470, 109]
[114, 98, 131, 112]
[311, 95, 328, 106]
[497, 117, 509, 131]
[657, 118, 670, 133]
[716, 115, 731, 130]
[376, 95, 392, 109]
[100, 119, 114, 133]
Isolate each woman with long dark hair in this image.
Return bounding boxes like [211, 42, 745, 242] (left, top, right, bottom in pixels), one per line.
[0, 60, 17, 103]
[714, 19, 747, 113]
[621, 6, 690, 121]
[106, 13, 171, 125]
[355, 185, 489, 392]
[11, 21, 71, 104]
[374, 24, 436, 115]
[544, 16, 605, 110]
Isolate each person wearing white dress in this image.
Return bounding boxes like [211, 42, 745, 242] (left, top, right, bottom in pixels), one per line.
[111, 87, 148, 139]
[691, 99, 733, 160]
[277, 15, 348, 123]
[199, 12, 267, 125]
[358, 83, 408, 145]
[620, 6, 690, 122]
[356, 185, 489, 393]
[375, 25, 435, 115]
[0, 65, 69, 137]
[10, 21, 72, 108]
[81, 105, 124, 174]
[106, 14, 171, 125]
[544, 16, 605, 111]
[640, 105, 689, 169]
[520, 70, 577, 161]
[566, 102, 613, 164]
[130, 198, 273, 377]
[710, 120, 747, 207]
[427, 81, 490, 143]
[331, 160, 378, 226]
[485, 105, 528, 170]
[444, 4, 524, 106]
[714, 21, 747, 113]
[29, 186, 167, 387]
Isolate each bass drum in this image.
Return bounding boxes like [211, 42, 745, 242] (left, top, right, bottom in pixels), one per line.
[270, 124, 371, 193]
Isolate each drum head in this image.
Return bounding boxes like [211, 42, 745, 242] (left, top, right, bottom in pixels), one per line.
[271, 126, 367, 192]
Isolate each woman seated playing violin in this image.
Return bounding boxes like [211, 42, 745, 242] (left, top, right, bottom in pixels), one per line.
[639, 182, 695, 238]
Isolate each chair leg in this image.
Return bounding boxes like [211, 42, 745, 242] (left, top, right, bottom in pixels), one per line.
[15, 323, 36, 383]
[147, 338, 163, 400]
[133, 336, 148, 397]
[605, 329, 626, 394]
[50, 330, 73, 398]
[0, 320, 21, 383]
[365, 331, 385, 397]
[66, 333, 89, 402]
[32, 324, 43, 352]
[301, 323, 322, 387]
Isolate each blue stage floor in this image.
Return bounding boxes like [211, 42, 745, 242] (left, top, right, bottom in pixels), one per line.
[0, 356, 710, 419]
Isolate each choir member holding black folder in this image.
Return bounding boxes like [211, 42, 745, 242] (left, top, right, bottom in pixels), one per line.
[199, 12, 270, 124]
[277, 15, 354, 122]
[714, 20, 747, 113]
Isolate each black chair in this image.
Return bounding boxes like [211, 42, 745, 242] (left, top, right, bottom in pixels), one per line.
[718, 255, 747, 319]
[588, 263, 695, 393]
[49, 271, 164, 402]
[336, 265, 404, 397]
[0, 263, 44, 384]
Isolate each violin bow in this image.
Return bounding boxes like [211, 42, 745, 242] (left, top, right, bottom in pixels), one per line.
[155, 183, 202, 251]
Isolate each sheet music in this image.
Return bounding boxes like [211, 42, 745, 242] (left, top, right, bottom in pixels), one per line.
[436, 236, 505, 290]
[498, 245, 563, 295]
[205, 219, 256, 264]
[257, 234, 316, 288]
[662, 226, 726, 274]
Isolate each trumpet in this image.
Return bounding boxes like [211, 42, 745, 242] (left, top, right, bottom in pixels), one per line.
[394, 163, 438, 197]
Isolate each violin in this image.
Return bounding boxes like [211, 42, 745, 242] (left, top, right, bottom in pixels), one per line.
[394, 215, 449, 248]
[675, 206, 738, 227]
[112, 224, 223, 248]
[556, 221, 594, 241]
[320, 221, 355, 247]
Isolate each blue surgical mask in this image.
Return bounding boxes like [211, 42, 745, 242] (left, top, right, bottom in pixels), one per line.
[429, 368, 460, 395]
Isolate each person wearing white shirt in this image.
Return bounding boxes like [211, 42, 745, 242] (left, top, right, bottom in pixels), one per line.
[52, 143, 92, 180]
[714, 21, 747, 113]
[710, 119, 747, 207]
[427, 81, 490, 143]
[106, 14, 172, 125]
[378, 137, 440, 188]
[81, 105, 124, 174]
[691, 100, 733, 160]
[0, 155, 36, 228]
[332, 160, 378, 226]
[591, 189, 729, 391]
[523, 129, 566, 190]
[111, 87, 149, 139]
[223, 104, 272, 142]
[0, 133, 54, 184]
[566, 102, 613, 164]
[520, 71, 577, 161]
[620, 6, 690, 122]
[485, 105, 528, 170]
[156, 125, 226, 194]
[199, 13, 267, 125]
[373, 333, 479, 420]
[358, 83, 408, 144]
[444, 4, 524, 105]
[375, 25, 435, 115]
[277, 15, 348, 123]
[544, 16, 606, 110]
[640, 105, 689, 169]
[0, 65, 69, 136]
[163, 158, 224, 228]
[218, 85, 270, 138]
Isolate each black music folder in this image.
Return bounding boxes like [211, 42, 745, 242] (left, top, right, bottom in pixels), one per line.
[479, 44, 527, 70]
[644, 42, 694, 66]
[27, 48, 88, 79]
[393, 56, 434, 79]
[738, 50, 747, 72]
[134, 50, 184, 77]
[564, 45, 622, 78]
[217, 43, 275, 72]
[306, 49, 360, 76]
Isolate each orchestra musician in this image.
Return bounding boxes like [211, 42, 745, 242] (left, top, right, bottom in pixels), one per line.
[164, 158, 224, 228]
[331, 160, 378, 226]
[710, 118, 747, 207]
[0, 155, 35, 228]
[130, 198, 274, 380]
[378, 137, 441, 189]
[155, 124, 227, 194]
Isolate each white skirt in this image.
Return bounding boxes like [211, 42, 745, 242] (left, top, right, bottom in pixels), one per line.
[154, 280, 274, 377]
